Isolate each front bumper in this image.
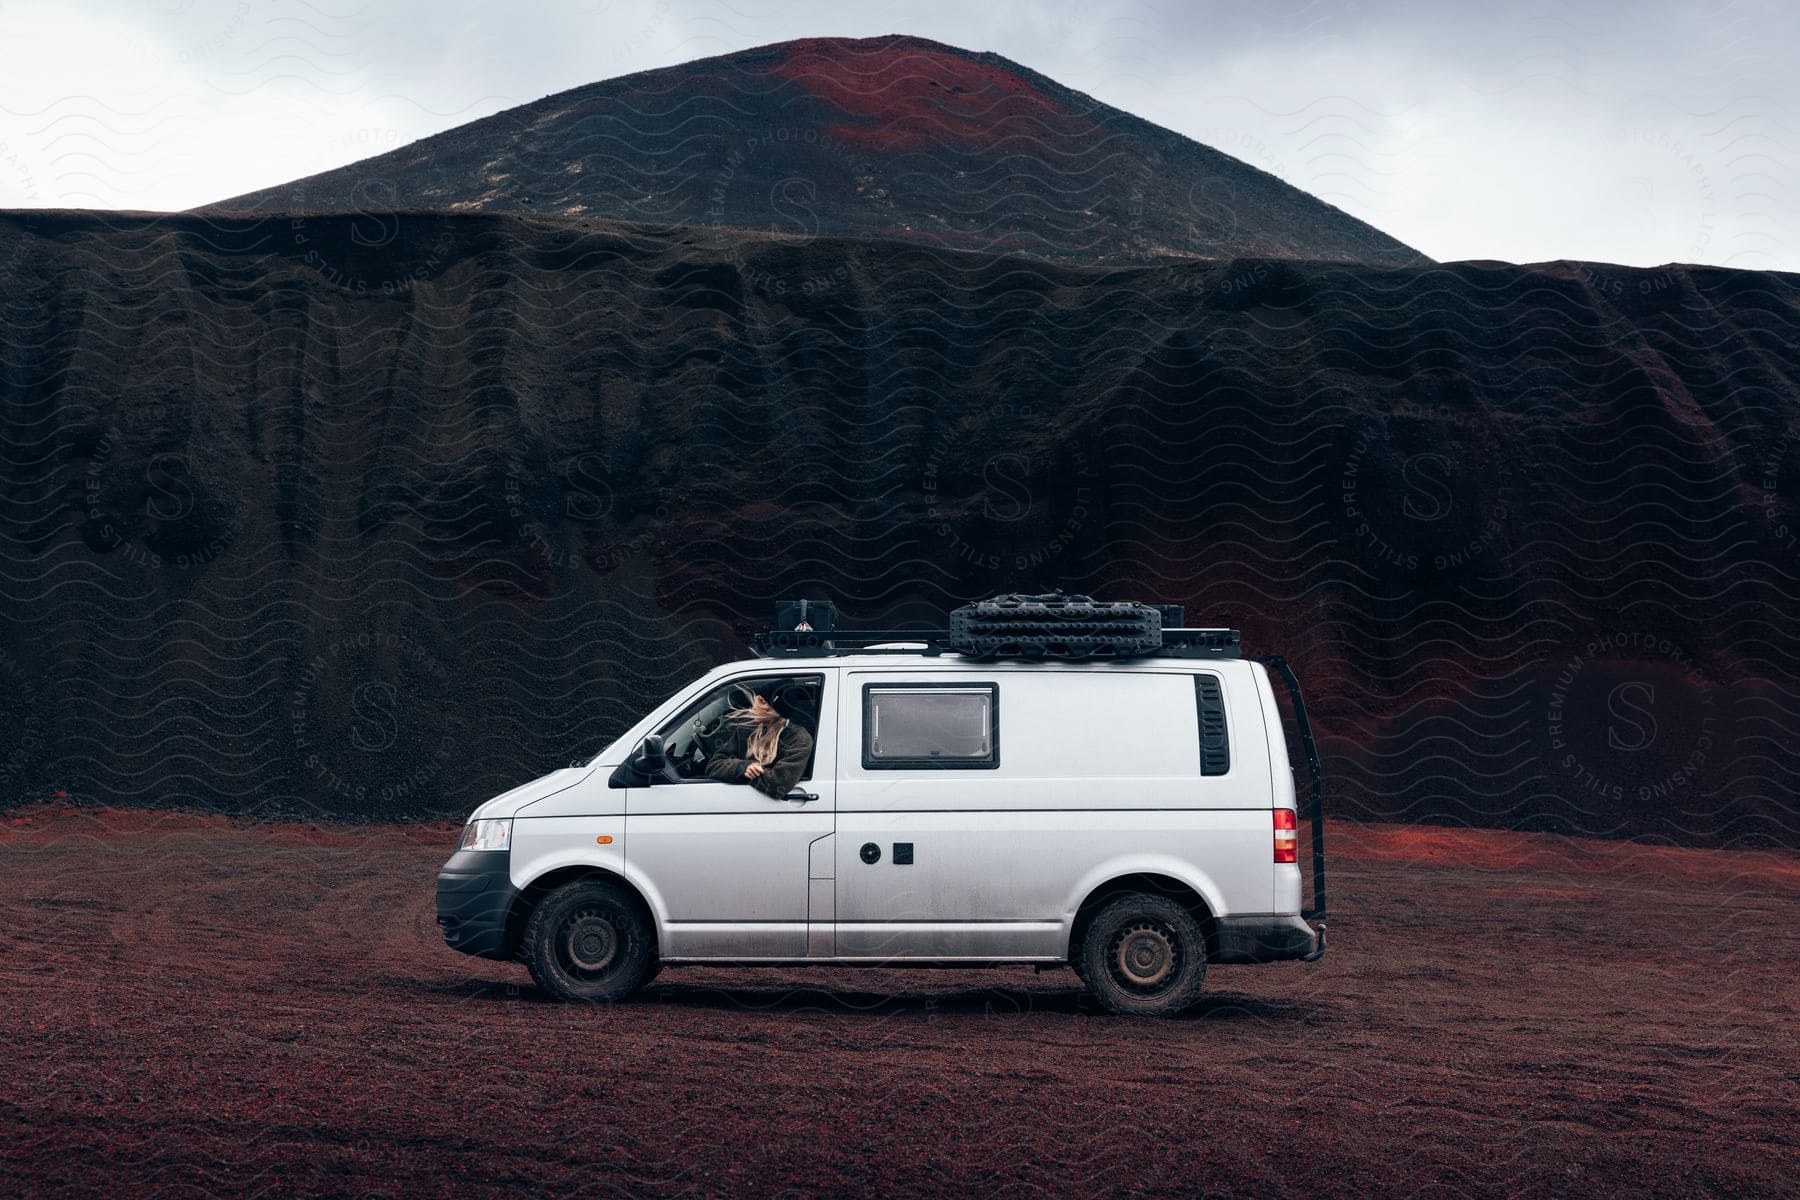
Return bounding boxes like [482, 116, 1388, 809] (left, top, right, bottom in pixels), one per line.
[436, 848, 521, 960]
[1213, 913, 1325, 963]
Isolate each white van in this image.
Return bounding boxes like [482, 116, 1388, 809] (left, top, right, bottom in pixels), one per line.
[437, 601, 1327, 1015]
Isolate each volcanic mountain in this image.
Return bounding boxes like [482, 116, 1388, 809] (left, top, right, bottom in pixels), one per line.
[209, 35, 1428, 267]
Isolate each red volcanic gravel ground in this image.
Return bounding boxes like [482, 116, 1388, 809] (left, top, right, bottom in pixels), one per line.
[1, 806, 1794, 1198]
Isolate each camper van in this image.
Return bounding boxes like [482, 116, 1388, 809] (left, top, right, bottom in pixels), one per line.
[436, 597, 1327, 1015]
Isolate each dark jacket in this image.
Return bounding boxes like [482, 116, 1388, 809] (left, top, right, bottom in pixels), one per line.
[703, 717, 815, 799]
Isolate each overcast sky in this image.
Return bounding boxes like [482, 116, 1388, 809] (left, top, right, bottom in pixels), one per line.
[1, 0, 1794, 270]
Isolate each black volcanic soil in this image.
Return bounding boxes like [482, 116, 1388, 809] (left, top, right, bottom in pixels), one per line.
[208, 35, 1427, 268]
[1, 209, 1798, 846]
[0, 805, 1793, 1198]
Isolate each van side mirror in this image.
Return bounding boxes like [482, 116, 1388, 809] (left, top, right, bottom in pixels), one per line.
[631, 733, 668, 779]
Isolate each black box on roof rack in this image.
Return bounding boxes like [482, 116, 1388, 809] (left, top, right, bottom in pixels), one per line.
[775, 599, 837, 633]
[1162, 628, 1242, 657]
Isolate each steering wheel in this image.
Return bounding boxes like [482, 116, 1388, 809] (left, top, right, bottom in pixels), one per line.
[655, 715, 721, 782]
[691, 715, 729, 759]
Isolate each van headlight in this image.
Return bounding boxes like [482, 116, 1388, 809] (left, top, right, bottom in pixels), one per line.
[457, 818, 512, 852]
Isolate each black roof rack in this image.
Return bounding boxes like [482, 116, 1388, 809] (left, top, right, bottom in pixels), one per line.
[745, 597, 1238, 662]
[750, 629, 952, 657]
[749, 624, 1242, 660]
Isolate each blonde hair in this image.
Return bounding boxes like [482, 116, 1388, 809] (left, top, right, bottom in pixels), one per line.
[726, 688, 788, 766]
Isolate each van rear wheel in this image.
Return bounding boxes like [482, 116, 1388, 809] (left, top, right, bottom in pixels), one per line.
[522, 880, 655, 1003]
[1077, 894, 1207, 1016]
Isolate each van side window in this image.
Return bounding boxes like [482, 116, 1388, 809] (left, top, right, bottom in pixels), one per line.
[862, 683, 999, 769]
[1195, 674, 1230, 776]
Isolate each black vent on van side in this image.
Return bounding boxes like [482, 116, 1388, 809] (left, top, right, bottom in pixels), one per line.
[1195, 675, 1230, 776]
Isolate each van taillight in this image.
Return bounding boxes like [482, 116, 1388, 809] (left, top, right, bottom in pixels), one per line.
[1274, 808, 1298, 863]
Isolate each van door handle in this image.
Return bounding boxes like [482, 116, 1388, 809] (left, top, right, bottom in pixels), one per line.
[784, 791, 819, 803]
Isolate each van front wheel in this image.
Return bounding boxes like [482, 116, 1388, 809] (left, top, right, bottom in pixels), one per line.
[522, 881, 656, 1003]
[1077, 894, 1207, 1016]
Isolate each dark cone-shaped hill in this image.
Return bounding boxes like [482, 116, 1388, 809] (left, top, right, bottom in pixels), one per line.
[208, 35, 1428, 268]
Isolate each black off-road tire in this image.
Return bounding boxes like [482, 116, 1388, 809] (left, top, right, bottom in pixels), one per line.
[1077, 893, 1208, 1016]
[521, 880, 656, 1003]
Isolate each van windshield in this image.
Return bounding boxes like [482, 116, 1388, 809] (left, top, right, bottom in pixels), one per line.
[570, 680, 705, 768]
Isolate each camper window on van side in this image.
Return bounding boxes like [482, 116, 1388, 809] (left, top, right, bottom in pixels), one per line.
[862, 682, 999, 769]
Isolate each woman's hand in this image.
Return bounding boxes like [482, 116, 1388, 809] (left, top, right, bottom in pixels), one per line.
[744, 762, 765, 780]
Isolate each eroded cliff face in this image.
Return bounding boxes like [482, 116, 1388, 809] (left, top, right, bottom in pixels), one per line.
[1, 209, 1796, 843]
